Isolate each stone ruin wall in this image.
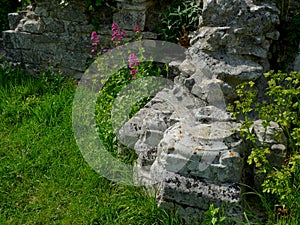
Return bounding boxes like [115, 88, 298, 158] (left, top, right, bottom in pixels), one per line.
[1, 0, 299, 224]
[118, 0, 294, 223]
[1, 0, 167, 77]
[1, 0, 299, 75]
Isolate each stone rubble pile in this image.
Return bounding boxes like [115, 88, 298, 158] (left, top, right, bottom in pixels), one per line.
[119, 0, 283, 223]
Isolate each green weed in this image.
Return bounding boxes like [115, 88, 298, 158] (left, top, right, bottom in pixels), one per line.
[228, 71, 300, 224]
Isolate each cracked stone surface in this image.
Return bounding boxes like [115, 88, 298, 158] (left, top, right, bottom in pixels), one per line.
[119, 0, 283, 223]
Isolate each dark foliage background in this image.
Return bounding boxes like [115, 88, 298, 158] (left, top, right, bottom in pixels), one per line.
[0, 0, 22, 37]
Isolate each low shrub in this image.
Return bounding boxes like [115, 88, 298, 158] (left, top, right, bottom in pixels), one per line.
[228, 70, 300, 223]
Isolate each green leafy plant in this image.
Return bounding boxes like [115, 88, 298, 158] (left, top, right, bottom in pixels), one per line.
[202, 204, 226, 225]
[159, 0, 202, 43]
[91, 24, 168, 163]
[228, 70, 300, 222]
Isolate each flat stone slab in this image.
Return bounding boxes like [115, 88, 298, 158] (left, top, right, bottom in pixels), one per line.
[151, 163, 241, 209]
[154, 121, 244, 183]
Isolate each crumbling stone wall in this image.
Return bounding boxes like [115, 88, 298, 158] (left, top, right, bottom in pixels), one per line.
[2, 0, 163, 76]
[3, 1, 93, 76]
[119, 0, 284, 223]
[1, 0, 297, 223]
[3, 0, 298, 75]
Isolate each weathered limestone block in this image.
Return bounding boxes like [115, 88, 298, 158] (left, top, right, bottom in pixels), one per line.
[194, 105, 233, 122]
[35, 6, 49, 17]
[187, 50, 263, 81]
[3, 31, 33, 50]
[152, 167, 241, 209]
[8, 12, 27, 30]
[55, 9, 87, 22]
[151, 164, 243, 224]
[41, 17, 65, 33]
[197, 0, 279, 73]
[60, 51, 89, 71]
[114, 10, 146, 31]
[154, 121, 244, 183]
[23, 19, 44, 33]
[180, 0, 280, 107]
[114, 0, 154, 30]
[119, 111, 147, 149]
[4, 49, 23, 62]
[120, 85, 207, 189]
[201, 0, 280, 29]
[174, 51, 263, 105]
[66, 22, 94, 34]
[252, 120, 285, 146]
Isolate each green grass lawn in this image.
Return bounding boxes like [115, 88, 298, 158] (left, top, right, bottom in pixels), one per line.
[1, 64, 299, 225]
[0, 65, 180, 225]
